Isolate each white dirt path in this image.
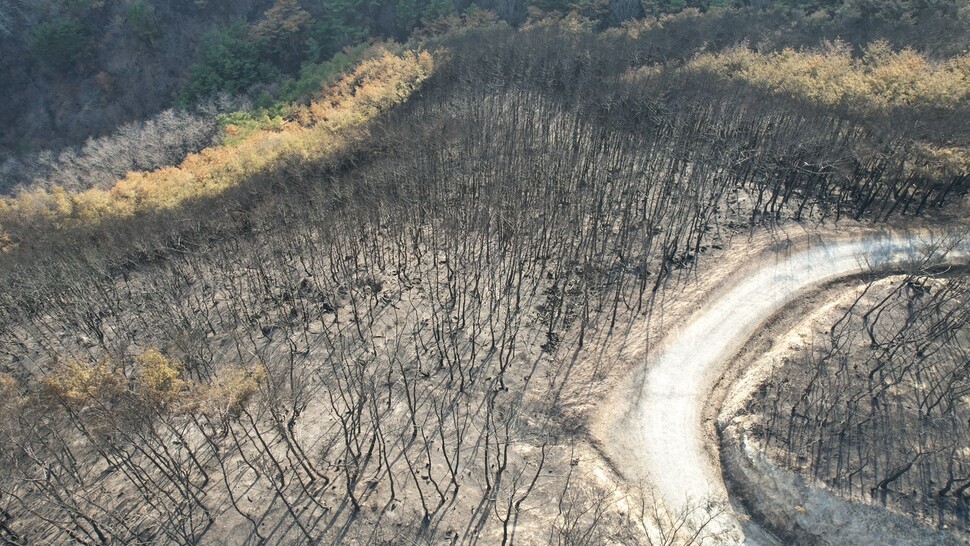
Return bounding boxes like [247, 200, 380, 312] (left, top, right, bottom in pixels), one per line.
[633, 230, 968, 544]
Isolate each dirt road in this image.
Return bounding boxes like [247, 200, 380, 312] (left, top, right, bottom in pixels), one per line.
[632, 230, 967, 544]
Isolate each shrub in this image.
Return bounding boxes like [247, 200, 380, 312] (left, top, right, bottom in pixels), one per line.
[135, 349, 185, 405]
[250, 0, 314, 71]
[126, 1, 158, 42]
[196, 364, 266, 419]
[216, 108, 285, 145]
[0, 373, 17, 405]
[31, 17, 93, 70]
[304, 0, 368, 63]
[178, 24, 280, 105]
[279, 43, 371, 103]
[42, 359, 123, 406]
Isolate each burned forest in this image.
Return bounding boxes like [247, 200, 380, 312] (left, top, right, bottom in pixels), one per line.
[1, 5, 970, 545]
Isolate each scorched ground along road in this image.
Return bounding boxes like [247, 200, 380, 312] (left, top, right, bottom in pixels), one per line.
[629, 230, 968, 544]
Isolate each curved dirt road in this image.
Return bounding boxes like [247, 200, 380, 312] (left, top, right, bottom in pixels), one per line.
[636, 230, 968, 544]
